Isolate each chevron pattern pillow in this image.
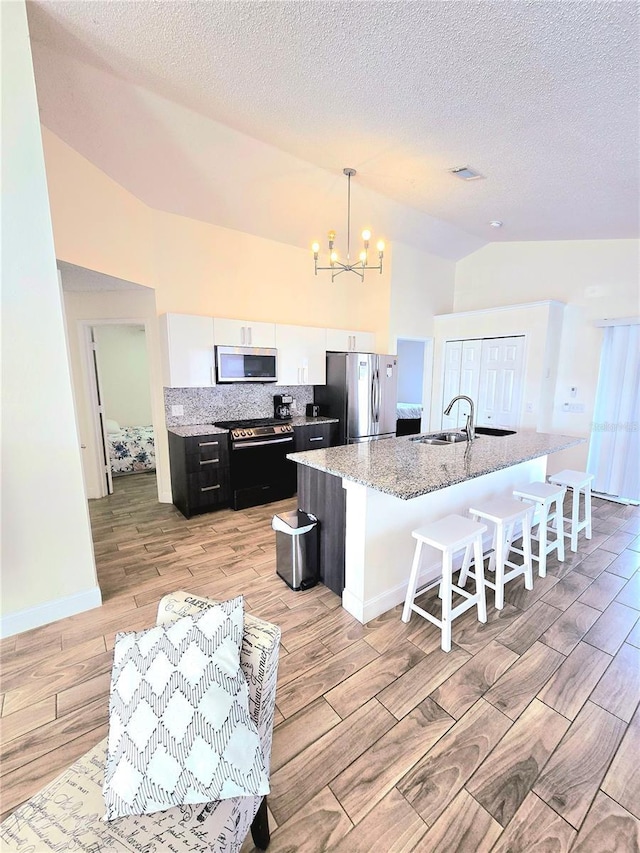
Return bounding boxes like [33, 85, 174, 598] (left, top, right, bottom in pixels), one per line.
[103, 595, 269, 820]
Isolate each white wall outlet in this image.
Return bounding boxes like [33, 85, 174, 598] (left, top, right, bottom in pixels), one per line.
[569, 386, 577, 398]
[562, 402, 585, 413]
[171, 404, 184, 416]
[526, 402, 534, 413]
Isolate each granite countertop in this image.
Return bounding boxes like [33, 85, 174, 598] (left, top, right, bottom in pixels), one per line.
[168, 416, 338, 438]
[289, 416, 339, 426]
[168, 424, 229, 437]
[288, 431, 584, 500]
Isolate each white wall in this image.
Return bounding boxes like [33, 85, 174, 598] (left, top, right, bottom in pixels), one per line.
[0, 1, 100, 637]
[94, 325, 152, 427]
[62, 288, 170, 503]
[454, 240, 640, 472]
[388, 241, 456, 346]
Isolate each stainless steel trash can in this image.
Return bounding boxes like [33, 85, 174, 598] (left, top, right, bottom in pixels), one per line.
[272, 510, 319, 591]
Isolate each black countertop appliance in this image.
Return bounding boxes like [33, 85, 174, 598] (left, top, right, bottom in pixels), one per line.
[273, 394, 293, 420]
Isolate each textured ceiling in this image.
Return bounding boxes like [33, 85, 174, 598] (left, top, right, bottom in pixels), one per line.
[27, 0, 639, 252]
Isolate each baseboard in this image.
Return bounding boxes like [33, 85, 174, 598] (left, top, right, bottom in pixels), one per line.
[158, 490, 173, 504]
[592, 491, 639, 506]
[0, 586, 103, 639]
[347, 530, 495, 624]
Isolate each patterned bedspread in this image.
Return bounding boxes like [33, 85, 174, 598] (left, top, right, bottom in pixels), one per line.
[108, 425, 155, 474]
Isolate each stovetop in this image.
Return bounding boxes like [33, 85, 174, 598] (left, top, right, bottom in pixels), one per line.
[213, 418, 294, 441]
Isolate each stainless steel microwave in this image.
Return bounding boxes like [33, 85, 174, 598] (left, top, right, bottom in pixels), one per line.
[215, 345, 278, 383]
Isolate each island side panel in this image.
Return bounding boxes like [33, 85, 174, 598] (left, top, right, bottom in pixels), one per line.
[343, 457, 547, 624]
[297, 465, 346, 595]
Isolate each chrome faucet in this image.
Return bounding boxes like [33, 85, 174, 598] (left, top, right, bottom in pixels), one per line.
[444, 395, 475, 443]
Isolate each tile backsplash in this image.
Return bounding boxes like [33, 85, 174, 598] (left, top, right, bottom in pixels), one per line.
[164, 385, 314, 427]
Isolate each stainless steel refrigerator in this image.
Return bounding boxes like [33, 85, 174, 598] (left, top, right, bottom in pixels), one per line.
[315, 352, 398, 444]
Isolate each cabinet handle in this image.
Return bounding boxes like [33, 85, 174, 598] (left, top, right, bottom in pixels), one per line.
[199, 441, 219, 447]
[241, 326, 246, 345]
[309, 436, 324, 442]
[248, 327, 252, 345]
[200, 458, 219, 465]
[201, 484, 221, 492]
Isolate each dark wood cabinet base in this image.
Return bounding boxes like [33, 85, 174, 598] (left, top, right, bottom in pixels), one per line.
[297, 465, 345, 595]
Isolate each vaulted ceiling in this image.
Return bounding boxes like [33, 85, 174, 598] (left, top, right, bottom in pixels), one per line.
[27, 1, 639, 260]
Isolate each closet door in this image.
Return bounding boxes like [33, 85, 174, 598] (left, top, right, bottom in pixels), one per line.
[460, 339, 482, 405]
[477, 336, 525, 428]
[441, 340, 463, 428]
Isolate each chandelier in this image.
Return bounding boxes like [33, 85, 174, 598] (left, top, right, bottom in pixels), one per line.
[312, 168, 384, 281]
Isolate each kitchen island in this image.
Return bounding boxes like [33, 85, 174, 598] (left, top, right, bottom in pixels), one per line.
[289, 431, 583, 623]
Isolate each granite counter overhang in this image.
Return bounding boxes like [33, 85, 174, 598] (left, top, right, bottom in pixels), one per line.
[168, 415, 338, 438]
[287, 431, 585, 500]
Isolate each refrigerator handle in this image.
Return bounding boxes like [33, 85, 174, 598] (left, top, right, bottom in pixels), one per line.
[371, 370, 376, 425]
[376, 369, 381, 422]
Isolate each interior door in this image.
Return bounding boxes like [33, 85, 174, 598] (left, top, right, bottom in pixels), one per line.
[477, 336, 525, 428]
[442, 340, 463, 428]
[90, 327, 113, 496]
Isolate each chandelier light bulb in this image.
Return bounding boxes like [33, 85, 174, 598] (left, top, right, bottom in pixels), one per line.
[330, 251, 338, 263]
[362, 229, 371, 242]
[328, 230, 336, 241]
[359, 250, 367, 263]
[377, 240, 385, 253]
[312, 242, 320, 254]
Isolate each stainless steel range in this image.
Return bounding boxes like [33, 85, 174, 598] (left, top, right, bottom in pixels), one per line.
[214, 418, 297, 510]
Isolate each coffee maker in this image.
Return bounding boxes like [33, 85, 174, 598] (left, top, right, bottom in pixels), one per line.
[273, 394, 293, 420]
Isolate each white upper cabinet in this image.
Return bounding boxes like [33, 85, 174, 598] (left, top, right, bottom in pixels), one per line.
[276, 324, 327, 386]
[326, 328, 376, 353]
[160, 313, 215, 387]
[213, 318, 276, 348]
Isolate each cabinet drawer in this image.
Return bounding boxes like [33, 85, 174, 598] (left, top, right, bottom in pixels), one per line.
[294, 424, 331, 451]
[188, 468, 230, 507]
[185, 434, 229, 463]
[185, 450, 227, 473]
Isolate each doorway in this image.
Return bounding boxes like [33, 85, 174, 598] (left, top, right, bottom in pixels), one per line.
[396, 338, 433, 435]
[83, 321, 156, 497]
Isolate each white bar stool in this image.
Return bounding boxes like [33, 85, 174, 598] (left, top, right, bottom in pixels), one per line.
[513, 482, 567, 577]
[402, 514, 488, 652]
[548, 469, 594, 552]
[459, 497, 535, 610]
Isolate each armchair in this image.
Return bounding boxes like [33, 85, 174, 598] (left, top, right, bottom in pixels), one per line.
[0, 591, 281, 853]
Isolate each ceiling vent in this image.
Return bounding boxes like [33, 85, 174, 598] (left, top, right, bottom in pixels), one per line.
[448, 165, 484, 181]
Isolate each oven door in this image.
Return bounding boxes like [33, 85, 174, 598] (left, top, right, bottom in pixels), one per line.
[229, 435, 296, 509]
[215, 346, 278, 383]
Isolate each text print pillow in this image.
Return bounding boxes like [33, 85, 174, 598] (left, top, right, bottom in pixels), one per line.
[103, 595, 268, 820]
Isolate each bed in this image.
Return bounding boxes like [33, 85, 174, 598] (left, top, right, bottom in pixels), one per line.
[106, 420, 156, 475]
[396, 402, 423, 436]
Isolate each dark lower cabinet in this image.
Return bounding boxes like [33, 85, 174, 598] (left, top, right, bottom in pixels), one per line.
[297, 465, 345, 595]
[168, 431, 230, 518]
[294, 422, 334, 451]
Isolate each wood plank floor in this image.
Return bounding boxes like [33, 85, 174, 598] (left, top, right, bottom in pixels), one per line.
[1, 471, 639, 851]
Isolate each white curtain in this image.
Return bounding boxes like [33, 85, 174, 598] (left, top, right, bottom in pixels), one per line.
[587, 323, 640, 501]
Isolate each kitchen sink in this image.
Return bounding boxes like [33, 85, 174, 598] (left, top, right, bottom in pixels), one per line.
[410, 431, 467, 445]
[474, 427, 517, 436]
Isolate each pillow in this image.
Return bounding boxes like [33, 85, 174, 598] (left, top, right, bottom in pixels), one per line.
[102, 595, 268, 820]
[105, 419, 121, 434]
